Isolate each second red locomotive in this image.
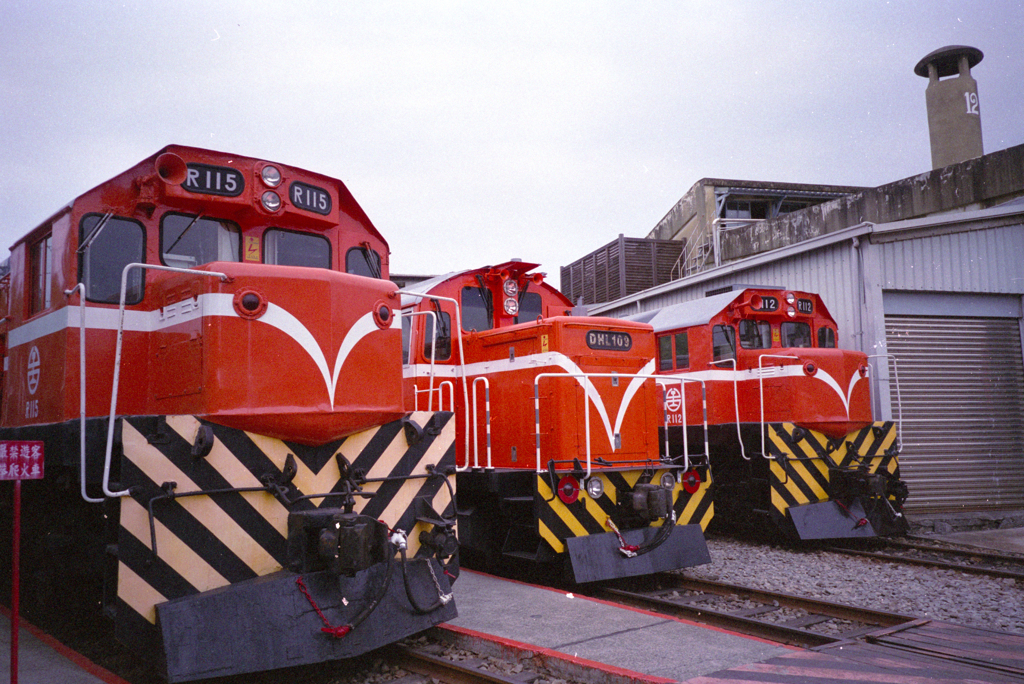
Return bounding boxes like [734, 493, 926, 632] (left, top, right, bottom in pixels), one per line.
[400, 261, 713, 583]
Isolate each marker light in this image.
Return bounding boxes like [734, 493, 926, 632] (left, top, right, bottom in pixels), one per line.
[261, 165, 282, 187]
[660, 472, 677, 488]
[787, 305, 797, 317]
[503, 278, 519, 297]
[504, 297, 519, 316]
[261, 191, 281, 212]
[557, 476, 580, 504]
[785, 292, 797, 304]
[585, 477, 604, 499]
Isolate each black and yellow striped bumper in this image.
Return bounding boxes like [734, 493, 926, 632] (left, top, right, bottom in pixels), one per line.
[766, 421, 904, 538]
[114, 412, 456, 673]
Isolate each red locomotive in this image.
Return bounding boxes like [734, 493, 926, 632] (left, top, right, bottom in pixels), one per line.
[636, 286, 908, 540]
[400, 261, 712, 583]
[0, 146, 458, 681]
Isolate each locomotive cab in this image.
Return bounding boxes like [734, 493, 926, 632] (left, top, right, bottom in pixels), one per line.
[643, 287, 908, 541]
[402, 261, 712, 584]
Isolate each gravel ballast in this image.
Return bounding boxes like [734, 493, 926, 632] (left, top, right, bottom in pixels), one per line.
[681, 535, 1024, 636]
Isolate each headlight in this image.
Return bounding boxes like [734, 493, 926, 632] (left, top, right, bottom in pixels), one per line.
[660, 472, 677, 488]
[785, 291, 796, 304]
[261, 165, 282, 187]
[261, 190, 281, 212]
[585, 477, 604, 499]
[503, 279, 519, 297]
[787, 305, 797, 317]
[503, 297, 519, 315]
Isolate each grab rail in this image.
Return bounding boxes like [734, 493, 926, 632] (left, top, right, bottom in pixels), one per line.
[533, 371, 707, 478]
[64, 284, 103, 503]
[866, 353, 903, 451]
[709, 358, 747, 460]
[103, 264, 229, 498]
[758, 354, 801, 460]
[655, 377, 709, 471]
[471, 377, 492, 469]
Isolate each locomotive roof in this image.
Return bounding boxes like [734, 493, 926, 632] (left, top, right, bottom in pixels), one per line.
[398, 260, 549, 307]
[624, 290, 745, 332]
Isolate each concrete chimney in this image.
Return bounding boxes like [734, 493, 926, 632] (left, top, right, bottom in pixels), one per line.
[914, 45, 984, 169]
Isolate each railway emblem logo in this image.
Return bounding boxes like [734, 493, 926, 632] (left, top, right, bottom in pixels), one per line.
[665, 387, 682, 412]
[26, 346, 40, 395]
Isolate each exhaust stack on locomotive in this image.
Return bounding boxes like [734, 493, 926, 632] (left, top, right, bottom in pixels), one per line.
[0, 146, 458, 681]
[400, 261, 712, 583]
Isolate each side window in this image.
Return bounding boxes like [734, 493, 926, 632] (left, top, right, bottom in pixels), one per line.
[346, 247, 381, 278]
[28, 234, 52, 315]
[461, 286, 492, 332]
[738, 320, 771, 349]
[264, 229, 330, 269]
[80, 215, 145, 304]
[674, 332, 689, 368]
[401, 314, 411, 365]
[818, 327, 836, 348]
[781, 321, 812, 348]
[423, 311, 452, 361]
[514, 292, 543, 324]
[712, 325, 736, 362]
[161, 213, 240, 268]
[657, 335, 673, 371]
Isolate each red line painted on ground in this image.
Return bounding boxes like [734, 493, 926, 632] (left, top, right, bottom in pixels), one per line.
[0, 605, 131, 684]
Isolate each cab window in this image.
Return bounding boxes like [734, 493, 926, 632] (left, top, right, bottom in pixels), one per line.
[346, 247, 381, 278]
[264, 229, 330, 269]
[79, 214, 145, 304]
[738, 320, 771, 349]
[28, 234, 52, 314]
[712, 325, 736, 362]
[423, 311, 452, 361]
[657, 335, 673, 371]
[514, 291, 543, 324]
[461, 286, 492, 332]
[674, 332, 689, 368]
[161, 213, 240, 268]
[781, 321, 812, 348]
[818, 327, 836, 348]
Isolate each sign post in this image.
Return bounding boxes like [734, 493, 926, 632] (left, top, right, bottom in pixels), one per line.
[2, 441, 44, 684]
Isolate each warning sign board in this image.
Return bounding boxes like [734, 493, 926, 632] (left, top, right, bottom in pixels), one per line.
[0, 441, 44, 480]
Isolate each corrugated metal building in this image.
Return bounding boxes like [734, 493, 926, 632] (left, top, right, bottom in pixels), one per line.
[589, 202, 1024, 513]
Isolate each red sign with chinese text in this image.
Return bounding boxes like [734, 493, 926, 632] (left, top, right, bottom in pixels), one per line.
[0, 441, 44, 480]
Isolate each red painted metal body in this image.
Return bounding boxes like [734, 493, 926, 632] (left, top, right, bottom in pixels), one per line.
[646, 289, 873, 438]
[0, 145, 402, 444]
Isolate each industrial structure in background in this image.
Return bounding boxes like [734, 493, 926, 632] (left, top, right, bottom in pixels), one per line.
[563, 45, 1024, 515]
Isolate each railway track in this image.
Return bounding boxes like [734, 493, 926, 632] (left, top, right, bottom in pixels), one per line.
[596, 574, 917, 648]
[383, 642, 542, 684]
[827, 536, 1024, 581]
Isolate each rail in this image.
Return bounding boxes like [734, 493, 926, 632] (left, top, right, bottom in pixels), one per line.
[398, 290, 471, 470]
[103, 263, 229, 498]
[533, 371, 708, 477]
[471, 377, 492, 469]
[866, 353, 903, 450]
[63, 283, 103, 503]
[708, 358, 747, 460]
[404, 309, 440, 410]
[655, 377, 709, 471]
[758, 354, 801, 460]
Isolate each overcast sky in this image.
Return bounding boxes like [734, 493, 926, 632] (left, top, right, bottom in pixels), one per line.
[2, 1, 1022, 286]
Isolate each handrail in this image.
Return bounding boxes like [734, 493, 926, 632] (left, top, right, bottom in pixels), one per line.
[471, 377, 492, 469]
[396, 290, 470, 471]
[758, 354, 801, 460]
[402, 309, 439, 409]
[866, 353, 903, 451]
[103, 264, 229, 498]
[708, 358, 747, 460]
[654, 377, 708, 471]
[64, 284, 103, 503]
[533, 371, 698, 478]
[414, 380, 454, 412]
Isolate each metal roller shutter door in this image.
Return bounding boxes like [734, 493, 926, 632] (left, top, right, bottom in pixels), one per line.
[885, 315, 1024, 512]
